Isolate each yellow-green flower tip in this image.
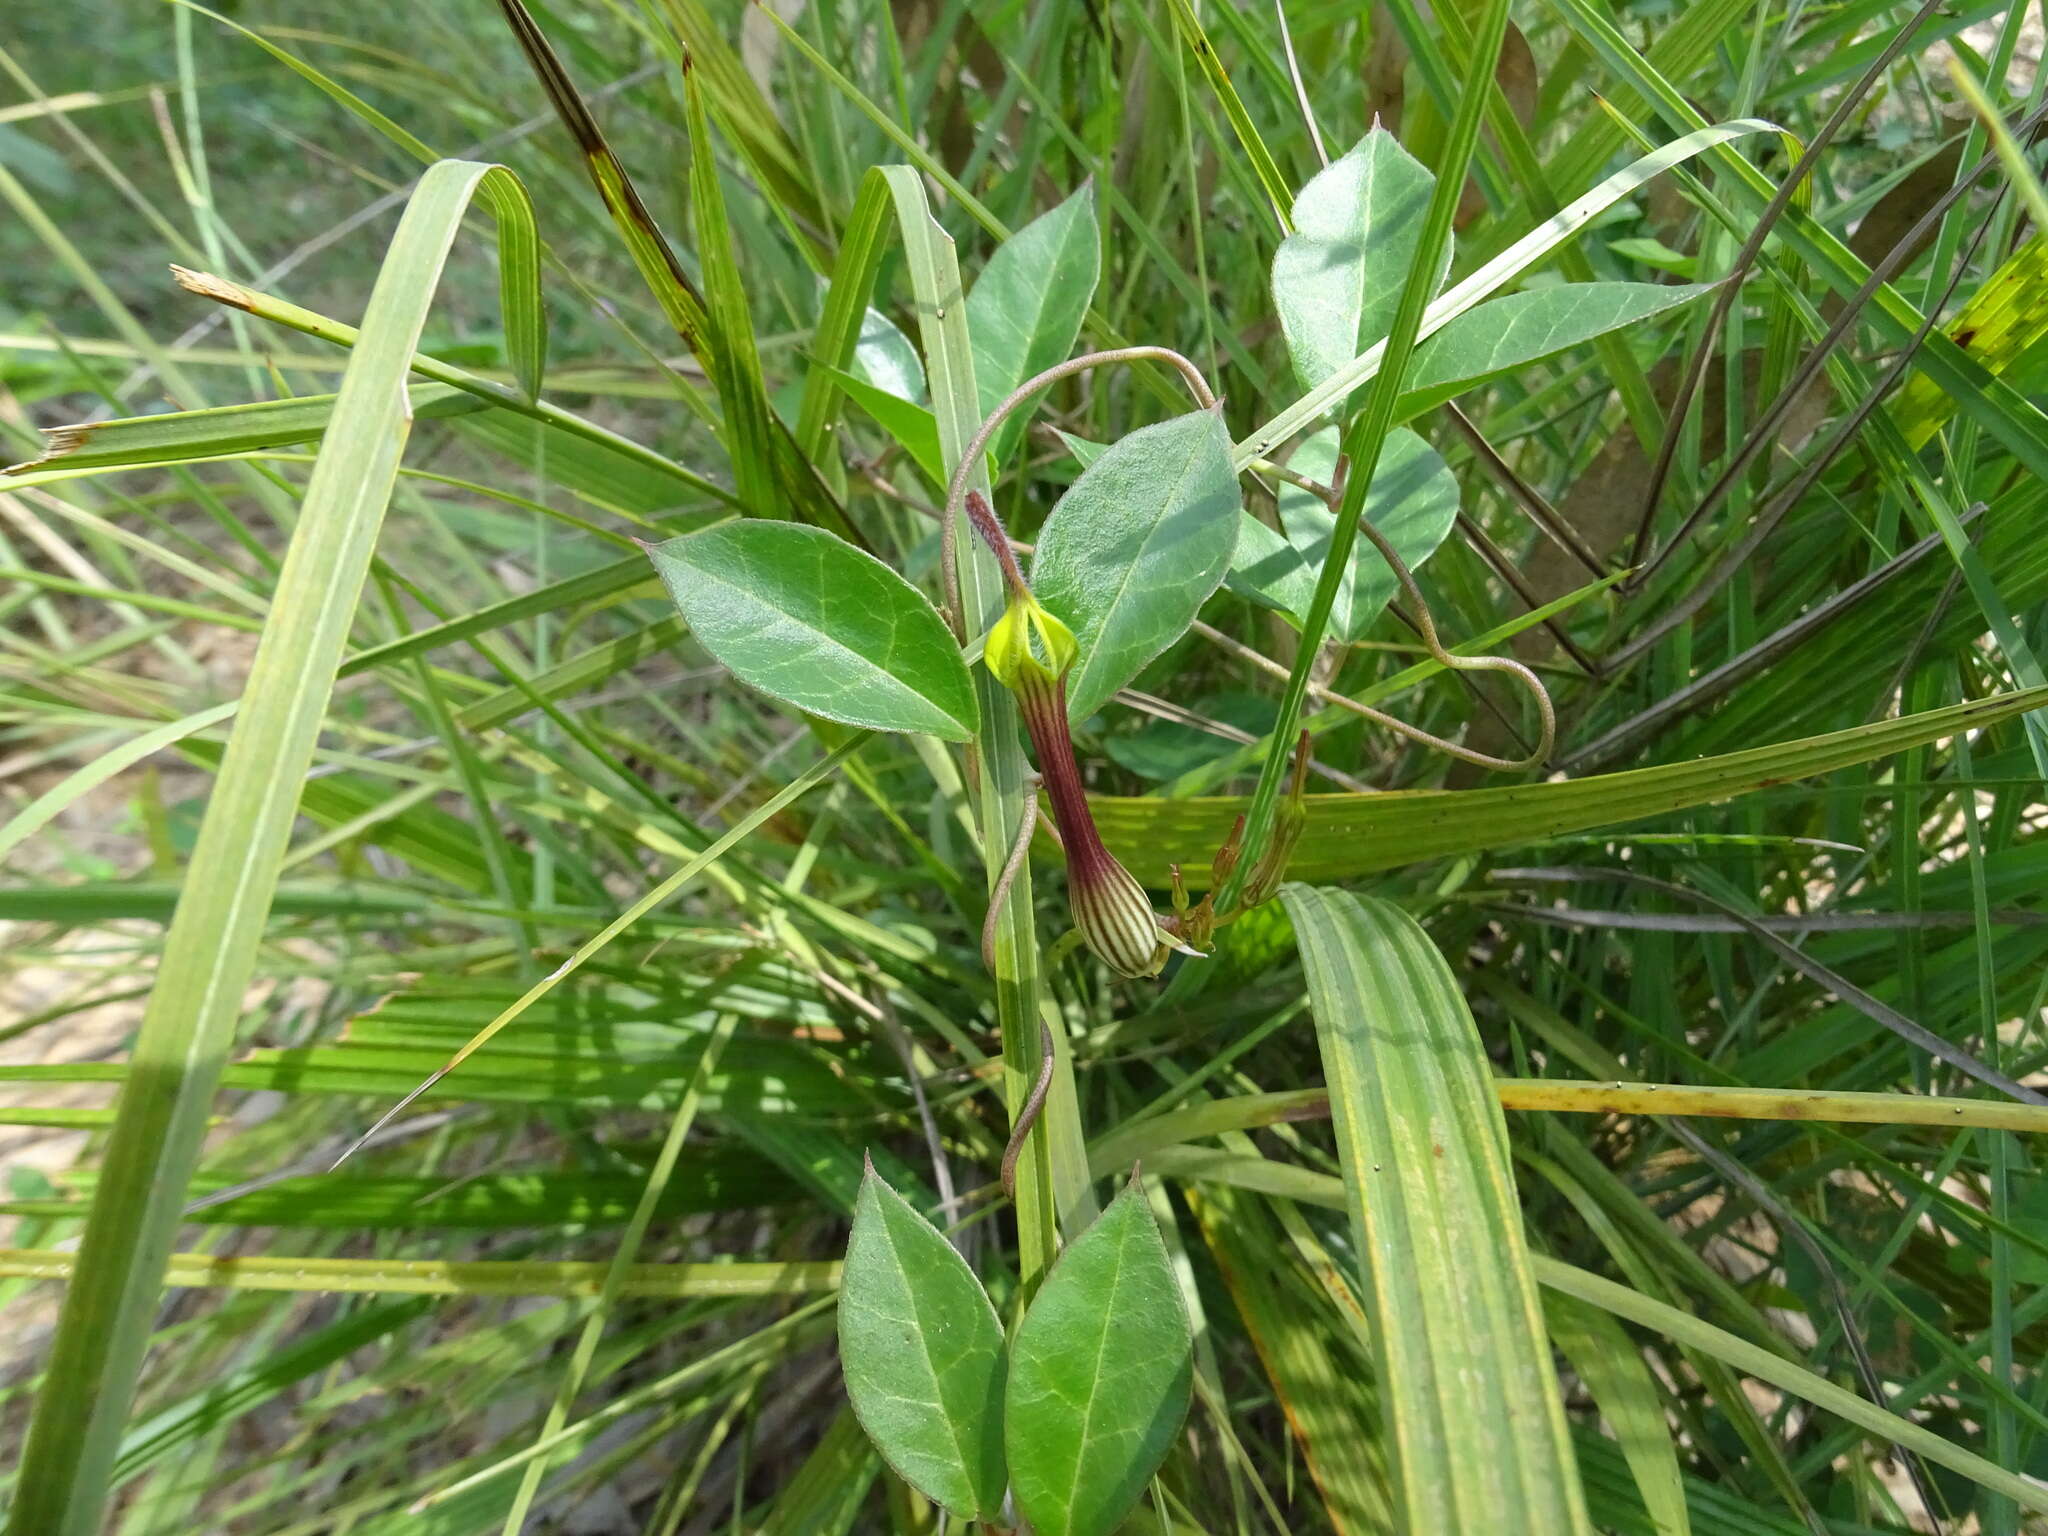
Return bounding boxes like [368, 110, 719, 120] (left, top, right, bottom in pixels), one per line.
[985, 591, 1079, 694]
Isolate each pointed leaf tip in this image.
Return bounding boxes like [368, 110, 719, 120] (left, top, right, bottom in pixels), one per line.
[1006, 1179, 1191, 1536]
[840, 1172, 1007, 1520]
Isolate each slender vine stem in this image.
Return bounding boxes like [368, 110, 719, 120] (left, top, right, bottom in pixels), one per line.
[983, 771, 1042, 973]
[1251, 457, 1556, 771]
[940, 346, 1218, 640]
[1001, 1019, 1059, 1201]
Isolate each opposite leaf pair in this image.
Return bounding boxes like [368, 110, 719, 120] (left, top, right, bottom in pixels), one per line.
[839, 1166, 1193, 1535]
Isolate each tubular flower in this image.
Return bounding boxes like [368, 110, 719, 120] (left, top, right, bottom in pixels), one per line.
[970, 493, 1177, 979]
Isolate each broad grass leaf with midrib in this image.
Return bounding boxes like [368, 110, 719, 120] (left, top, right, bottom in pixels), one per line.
[1282, 886, 1587, 1534]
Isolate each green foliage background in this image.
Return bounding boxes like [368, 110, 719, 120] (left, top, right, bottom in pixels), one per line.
[2, 0, 2046, 1532]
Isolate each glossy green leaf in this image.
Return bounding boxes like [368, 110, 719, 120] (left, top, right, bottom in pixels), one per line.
[1031, 407, 1241, 722]
[967, 182, 1100, 465]
[838, 1165, 1006, 1522]
[1273, 427, 1460, 639]
[646, 521, 977, 739]
[1401, 281, 1716, 419]
[1005, 1177, 1193, 1536]
[851, 302, 926, 403]
[1282, 886, 1587, 1533]
[1273, 127, 1444, 397]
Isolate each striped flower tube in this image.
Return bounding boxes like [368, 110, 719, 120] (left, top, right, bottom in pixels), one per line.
[968, 493, 1175, 979]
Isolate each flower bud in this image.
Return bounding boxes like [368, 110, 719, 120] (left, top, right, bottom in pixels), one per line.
[1067, 837, 1173, 978]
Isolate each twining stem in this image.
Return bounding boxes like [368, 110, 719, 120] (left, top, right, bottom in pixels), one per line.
[1250, 456, 1556, 771]
[1001, 1019, 1059, 1201]
[1216, 0, 1512, 916]
[939, 345, 1218, 640]
[982, 771, 1041, 973]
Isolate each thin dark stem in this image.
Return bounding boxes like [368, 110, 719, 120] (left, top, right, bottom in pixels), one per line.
[1624, 0, 1951, 575]
[1442, 402, 1606, 579]
[1625, 96, 2047, 603]
[1601, 192, 1998, 675]
[1562, 510, 1981, 771]
[1491, 866, 2048, 1105]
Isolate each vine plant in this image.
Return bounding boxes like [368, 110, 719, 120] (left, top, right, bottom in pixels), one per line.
[645, 117, 1614, 1523]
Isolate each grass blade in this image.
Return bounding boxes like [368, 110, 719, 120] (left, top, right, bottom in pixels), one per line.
[4, 157, 536, 1536]
[1281, 885, 1587, 1532]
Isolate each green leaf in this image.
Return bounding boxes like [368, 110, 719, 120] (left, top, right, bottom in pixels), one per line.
[1273, 427, 1460, 639]
[1281, 887, 1587, 1533]
[1607, 236, 1699, 276]
[1031, 408, 1241, 722]
[1005, 1177, 1193, 1536]
[646, 521, 977, 740]
[1401, 281, 1715, 418]
[1225, 512, 1317, 618]
[1095, 686, 2048, 883]
[1241, 119, 1782, 463]
[1547, 1292, 1691, 1536]
[1536, 1255, 2048, 1518]
[838, 1165, 1007, 1522]
[827, 364, 946, 488]
[850, 302, 926, 403]
[684, 62, 778, 520]
[1053, 428, 1107, 468]
[1273, 127, 1444, 397]
[967, 182, 1100, 466]
[7, 384, 488, 473]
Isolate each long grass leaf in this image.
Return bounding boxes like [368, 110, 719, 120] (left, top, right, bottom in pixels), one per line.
[1282, 885, 1588, 1532]
[4, 158, 536, 1536]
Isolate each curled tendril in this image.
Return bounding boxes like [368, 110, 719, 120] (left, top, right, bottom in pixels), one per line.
[1252, 456, 1557, 772]
[941, 346, 1218, 641]
[1000, 1018, 1058, 1201]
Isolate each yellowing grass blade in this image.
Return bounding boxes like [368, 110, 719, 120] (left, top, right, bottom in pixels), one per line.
[1097, 684, 2048, 884]
[1893, 233, 2048, 448]
[3, 158, 540, 1536]
[1281, 885, 1588, 1534]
